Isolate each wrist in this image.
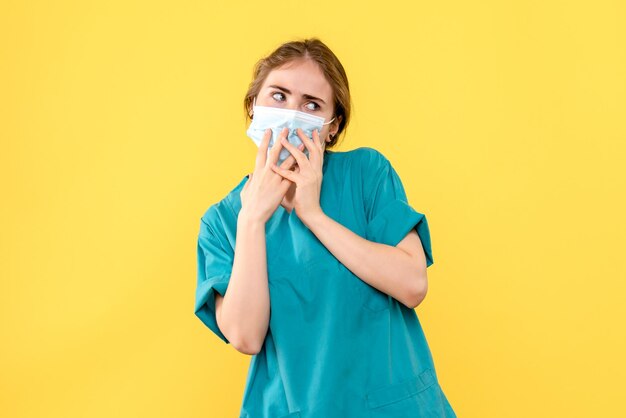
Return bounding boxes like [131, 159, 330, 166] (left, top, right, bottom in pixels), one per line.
[238, 207, 266, 226]
[300, 207, 326, 230]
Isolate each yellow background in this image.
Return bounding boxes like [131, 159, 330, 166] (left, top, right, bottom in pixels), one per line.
[1, 0, 624, 417]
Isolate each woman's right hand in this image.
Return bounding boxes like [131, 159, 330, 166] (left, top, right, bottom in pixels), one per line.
[239, 127, 305, 224]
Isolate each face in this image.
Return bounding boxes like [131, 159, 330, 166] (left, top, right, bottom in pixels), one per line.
[255, 58, 340, 146]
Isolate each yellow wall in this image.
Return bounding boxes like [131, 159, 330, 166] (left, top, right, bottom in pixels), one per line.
[1, 1, 624, 417]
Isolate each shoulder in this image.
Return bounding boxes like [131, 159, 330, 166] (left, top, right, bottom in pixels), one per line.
[350, 146, 391, 168]
[329, 146, 390, 171]
[340, 147, 392, 179]
[351, 146, 388, 160]
[200, 174, 249, 235]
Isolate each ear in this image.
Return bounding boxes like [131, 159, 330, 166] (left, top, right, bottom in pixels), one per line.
[328, 115, 343, 140]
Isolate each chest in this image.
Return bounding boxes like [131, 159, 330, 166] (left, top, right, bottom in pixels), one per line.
[262, 173, 390, 314]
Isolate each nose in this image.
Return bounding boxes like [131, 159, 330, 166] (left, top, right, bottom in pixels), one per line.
[285, 100, 298, 111]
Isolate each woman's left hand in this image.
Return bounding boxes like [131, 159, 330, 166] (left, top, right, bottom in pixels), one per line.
[270, 127, 325, 224]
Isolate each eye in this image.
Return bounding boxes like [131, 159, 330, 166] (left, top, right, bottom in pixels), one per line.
[271, 92, 285, 102]
[305, 102, 320, 111]
[271, 91, 320, 111]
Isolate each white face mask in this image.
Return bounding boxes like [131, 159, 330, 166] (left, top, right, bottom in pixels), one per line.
[246, 97, 335, 166]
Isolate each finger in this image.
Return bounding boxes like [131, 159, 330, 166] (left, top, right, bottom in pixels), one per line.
[313, 128, 324, 151]
[256, 129, 272, 168]
[278, 175, 296, 195]
[266, 127, 289, 167]
[313, 129, 326, 170]
[279, 142, 306, 169]
[270, 162, 300, 184]
[295, 128, 318, 166]
[279, 135, 307, 168]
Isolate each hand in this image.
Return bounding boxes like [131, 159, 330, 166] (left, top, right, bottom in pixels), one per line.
[269, 127, 325, 224]
[240, 127, 305, 224]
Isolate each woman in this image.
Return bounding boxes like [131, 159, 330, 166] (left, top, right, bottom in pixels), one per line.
[195, 38, 457, 418]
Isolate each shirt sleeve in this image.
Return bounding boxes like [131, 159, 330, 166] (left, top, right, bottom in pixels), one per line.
[362, 148, 434, 267]
[194, 214, 234, 344]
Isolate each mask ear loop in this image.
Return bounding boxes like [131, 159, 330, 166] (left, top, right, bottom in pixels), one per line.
[324, 116, 337, 145]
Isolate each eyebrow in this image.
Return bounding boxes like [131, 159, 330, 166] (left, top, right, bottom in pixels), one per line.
[268, 84, 326, 104]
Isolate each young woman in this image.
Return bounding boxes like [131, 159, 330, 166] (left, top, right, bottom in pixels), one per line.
[195, 38, 456, 418]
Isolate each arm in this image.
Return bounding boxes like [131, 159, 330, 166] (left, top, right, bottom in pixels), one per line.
[302, 212, 428, 309]
[215, 209, 270, 355]
[267, 142, 430, 309]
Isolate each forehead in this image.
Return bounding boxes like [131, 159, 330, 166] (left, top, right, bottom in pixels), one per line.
[262, 59, 333, 100]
